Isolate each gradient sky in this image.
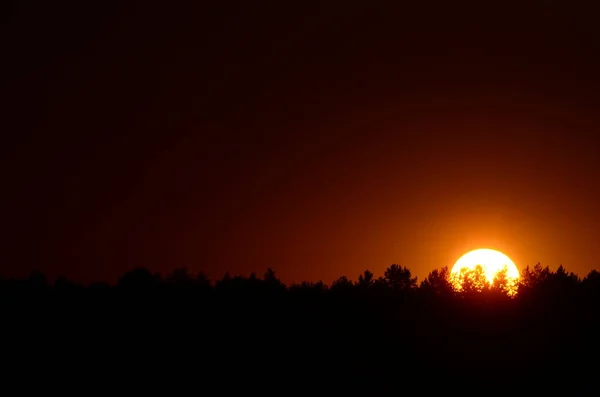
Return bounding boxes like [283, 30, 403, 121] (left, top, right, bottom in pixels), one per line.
[1, 1, 599, 284]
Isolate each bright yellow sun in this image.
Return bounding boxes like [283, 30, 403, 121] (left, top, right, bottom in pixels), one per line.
[450, 248, 520, 295]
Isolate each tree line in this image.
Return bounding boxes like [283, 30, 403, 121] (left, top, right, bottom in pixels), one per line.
[2, 262, 598, 299]
[2, 262, 600, 391]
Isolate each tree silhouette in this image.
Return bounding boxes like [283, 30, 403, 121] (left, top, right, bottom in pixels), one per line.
[264, 267, 285, 290]
[452, 265, 489, 295]
[331, 275, 354, 292]
[490, 266, 517, 297]
[196, 271, 211, 289]
[117, 267, 160, 290]
[419, 266, 453, 297]
[215, 271, 231, 291]
[583, 269, 600, 285]
[356, 269, 375, 288]
[517, 263, 583, 303]
[519, 263, 552, 291]
[54, 276, 78, 291]
[582, 270, 600, 292]
[581, 269, 600, 308]
[165, 267, 194, 287]
[382, 264, 418, 291]
[553, 265, 580, 290]
[290, 280, 328, 293]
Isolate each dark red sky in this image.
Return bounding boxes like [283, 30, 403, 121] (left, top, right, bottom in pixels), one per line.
[1, 1, 599, 284]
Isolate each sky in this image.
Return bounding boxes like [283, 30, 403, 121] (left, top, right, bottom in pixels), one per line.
[1, 1, 600, 284]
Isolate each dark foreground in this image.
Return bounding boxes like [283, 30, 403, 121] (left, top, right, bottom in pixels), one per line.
[2, 266, 600, 392]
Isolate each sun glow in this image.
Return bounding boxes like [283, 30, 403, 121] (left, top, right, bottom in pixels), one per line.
[450, 248, 520, 295]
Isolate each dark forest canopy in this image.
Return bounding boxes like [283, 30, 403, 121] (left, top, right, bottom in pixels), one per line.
[2, 262, 597, 296]
[2, 263, 600, 391]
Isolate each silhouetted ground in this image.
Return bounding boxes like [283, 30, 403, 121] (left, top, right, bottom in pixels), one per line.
[2, 265, 599, 392]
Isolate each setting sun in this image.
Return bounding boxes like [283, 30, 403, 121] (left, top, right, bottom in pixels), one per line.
[450, 248, 520, 295]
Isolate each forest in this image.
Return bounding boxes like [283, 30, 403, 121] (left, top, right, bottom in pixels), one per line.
[2, 263, 599, 391]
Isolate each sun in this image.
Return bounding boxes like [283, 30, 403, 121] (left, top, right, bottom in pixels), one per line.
[450, 248, 520, 295]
